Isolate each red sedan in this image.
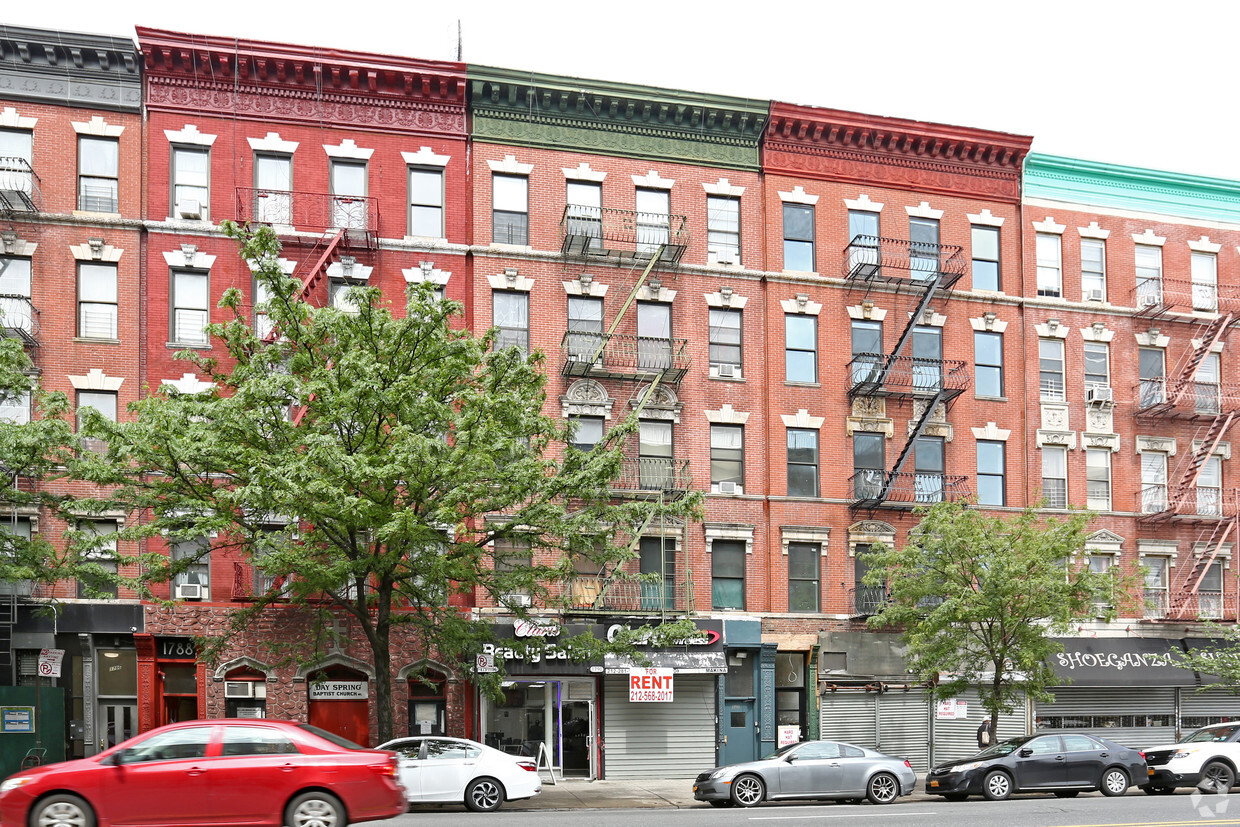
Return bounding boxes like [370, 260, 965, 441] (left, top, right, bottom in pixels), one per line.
[0, 719, 406, 827]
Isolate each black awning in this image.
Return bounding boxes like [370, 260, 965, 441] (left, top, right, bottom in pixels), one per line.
[1049, 637, 1198, 687]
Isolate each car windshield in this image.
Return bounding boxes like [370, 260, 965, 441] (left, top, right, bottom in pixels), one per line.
[973, 736, 1029, 758]
[298, 724, 366, 750]
[1184, 723, 1240, 743]
[760, 743, 801, 761]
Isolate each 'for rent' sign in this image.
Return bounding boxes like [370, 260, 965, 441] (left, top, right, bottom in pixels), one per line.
[628, 667, 674, 702]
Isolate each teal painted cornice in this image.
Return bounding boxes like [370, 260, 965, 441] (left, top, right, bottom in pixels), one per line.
[1025, 153, 1240, 224]
[468, 65, 768, 171]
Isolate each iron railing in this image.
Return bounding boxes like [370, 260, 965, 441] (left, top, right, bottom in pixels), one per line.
[560, 331, 690, 384]
[236, 188, 380, 236]
[614, 457, 693, 495]
[850, 471, 971, 507]
[559, 575, 692, 614]
[847, 354, 968, 398]
[0, 157, 41, 213]
[842, 235, 966, 287]
[1132, 278, 1240, 315]
[0, 296, 38, 344]
[560, 205, 689, 265]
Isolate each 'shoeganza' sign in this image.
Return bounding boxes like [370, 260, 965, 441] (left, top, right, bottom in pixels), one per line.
[629, 667, 674, 702]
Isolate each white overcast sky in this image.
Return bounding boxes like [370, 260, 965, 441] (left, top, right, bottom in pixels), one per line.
[9, 0, 1240, 180]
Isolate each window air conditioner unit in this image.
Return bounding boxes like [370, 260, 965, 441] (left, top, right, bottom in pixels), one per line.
[1087, 386, 1114, 405]
[501, 593, 532, 608]
[712, 250, 735, 266]
[175, 583, 205, 600]
[1084, 288, 1105, 302]
[718, 481, 738, 494]
[717, 363, 736, 378]
[176, 199, 202, 220]
[1138, 294, 1161, 309]
[225, 681, 268, 699]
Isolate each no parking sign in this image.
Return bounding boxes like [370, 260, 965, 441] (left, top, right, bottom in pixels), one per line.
[37, 648, 64, 678]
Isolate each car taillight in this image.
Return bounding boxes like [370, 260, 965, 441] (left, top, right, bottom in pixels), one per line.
[903, 759, 913, 769]
[517, 761, 538, 773]
[1139, 751, 1146, 760]
[372, 760, 398, 777]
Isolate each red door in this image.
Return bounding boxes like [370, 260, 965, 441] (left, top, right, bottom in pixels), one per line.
[308, 698, 370, 746]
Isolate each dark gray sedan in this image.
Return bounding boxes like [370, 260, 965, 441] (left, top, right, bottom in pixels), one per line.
[692, 739, 916, 808]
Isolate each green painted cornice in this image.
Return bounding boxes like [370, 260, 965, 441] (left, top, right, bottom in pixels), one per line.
[1025, 153, 1240, 224]
[468, 65, 767, 171]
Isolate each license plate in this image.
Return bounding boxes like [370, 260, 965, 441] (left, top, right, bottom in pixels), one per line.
[930, 780, 939, 787]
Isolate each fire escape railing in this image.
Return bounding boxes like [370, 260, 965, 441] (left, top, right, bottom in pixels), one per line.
[0, 157, 41, 214]
[235, 188, 380, 241]
[560, 205, 689, 265]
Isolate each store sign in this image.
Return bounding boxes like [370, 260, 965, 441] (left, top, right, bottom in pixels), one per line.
[607, 623, 722, 647]
[37, 648, 65, 678]
[778, 725, 800, 747]
[628, 667, 673, 702]
[308, 680, 368, 700]
[514, 619, 561, 638]
[936, 699, 968, 720]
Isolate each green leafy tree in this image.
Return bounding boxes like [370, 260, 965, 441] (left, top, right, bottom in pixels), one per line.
[1171, 623, 1240, 694]
[860, 500, 1119, 733]
[77, 223, 701, 742]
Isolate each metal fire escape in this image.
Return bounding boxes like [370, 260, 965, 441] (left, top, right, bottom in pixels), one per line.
[1135, 298, 1240, 619]
[844, 235, 971, 511]
[556, 204, 693, 619]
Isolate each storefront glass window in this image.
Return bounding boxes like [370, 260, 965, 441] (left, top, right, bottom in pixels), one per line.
[96, 650, 137, 696]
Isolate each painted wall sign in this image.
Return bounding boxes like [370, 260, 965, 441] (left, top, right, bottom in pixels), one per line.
[308, 680, 368, 700]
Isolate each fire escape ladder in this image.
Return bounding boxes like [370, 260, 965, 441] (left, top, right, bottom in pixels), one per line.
[879, 389, 946, 502]
[296, 230, 347, 301]
[1168, 504, 1239, 618]
[1167, 411, 1236, 513]
[1165, 314, 1234, 408]
[878, 273, 943, 382]
[0, 589, 14, 676]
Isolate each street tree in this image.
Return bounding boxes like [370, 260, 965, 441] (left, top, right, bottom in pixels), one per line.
[1171, 622, 1240, 693]
[860, 500, 1119, 733]
[77, 223, 702, 743]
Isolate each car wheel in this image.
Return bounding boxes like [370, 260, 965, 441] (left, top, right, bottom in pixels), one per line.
[943, 793, 968, 802]
[866, 772, 900, 805]
[730, 774, 765, 808]
[708, 800, 733, 808]
[1100, 768, 1129, 797]
[982, 769, 1013, 801]
[284, 791, 343, 827]
[30, 794, 96, 827]
[1198, 761, 1235, 795]
[1054, 790, 1080, 798]
[465, 777, 505, 812]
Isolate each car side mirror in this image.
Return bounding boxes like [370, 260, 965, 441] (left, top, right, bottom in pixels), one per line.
[784, 754, 798, 762]
[1018, 748, 1033, 758]
[108, 750, 126, 766]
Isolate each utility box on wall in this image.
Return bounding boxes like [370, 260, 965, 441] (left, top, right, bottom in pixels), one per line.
[0, 685, 65, 780]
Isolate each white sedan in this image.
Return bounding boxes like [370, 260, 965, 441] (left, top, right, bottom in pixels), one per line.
[378, 736, 542, 812]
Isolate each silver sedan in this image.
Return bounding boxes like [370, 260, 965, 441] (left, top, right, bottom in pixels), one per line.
[693, 739, 916, 807]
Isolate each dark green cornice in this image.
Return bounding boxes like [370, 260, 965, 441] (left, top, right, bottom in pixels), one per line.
[468, 65, 767, 171]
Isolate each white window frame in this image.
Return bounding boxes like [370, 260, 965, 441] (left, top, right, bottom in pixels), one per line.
[1042, 445, 1067, 508]
[1080, 238, 1106, 300]
[1085, 448, 1111, 511]
[1036, 233, 1062, 297]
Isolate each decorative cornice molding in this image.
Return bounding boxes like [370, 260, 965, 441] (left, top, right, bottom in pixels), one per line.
[0, 26, 140, 112]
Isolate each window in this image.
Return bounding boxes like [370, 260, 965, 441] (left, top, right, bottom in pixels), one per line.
[1135, 245, 1163, 304]
[1139, 347, 1165, 408]
[785, 314, 817, 383]
[492, 174, 529, 244]
[787, 542, 820, 612]
[914, 436, 945, 503]
[0, 256, 32, 336]
[1200, 561, 1224, 619]
[221, 727, 297, 756]
[1089, 555, 1114, 610]
[1042, 446, 1067, 508]
[76, 520, 118, 599]
[1197, 352, 1222, 414]
[408, 167, 444, 237]
[1082, 342, 1110, 394]
[637, 302, 672, 371]
[854, 550, 885, 614]
[639, 536, 675, 610]
[254, 154, 292, 224]
[78, 263, 118, 340]
[492, 292, 529, 354]
[912, 326, 942, 392]
[909, 217, 940, 281]
[974, 331, 1003, 397]
[1081, 239, 1106, 300]
[782, 204, 814, 271]
[711, 539, 745, 610]
[566, 296, 603, 362]
[171, 537, 209, 596]
[170, 146, 209, 220]
[707, 196, 740, 264]
[0, 387, 30, 424]
[972, 225, 1000, 291]
[253, 275, 273, 340]
[1141, 451, 1168, 513]
[1086, 449, 1111, 511]
[853, 432, 884, 499]
[329, 277, 365, 314]
[847, 210, 879, 274]
[0, 128, 32, 165]
[330, 160, 368, 230]
[171, 270, 209, 345]
[851, 320, 882, 385]
[77, 390, 117, 455]
[708, 308, 742, 376]
[977, 440, 1005, 506]
[1143, 557, 1169, 618]
[1198, 455, 1222, 517]
[1192, 251, 1218, 312]
[565, 181, 603, 253]
[639, 420, 673, 489]
[710, 424, 744, 493]
[1036, 233, 1062, 297]
[787, 429, 819, 497]
[635, 188, 670, 255]
[1039, 339, 1065, 401]
[568, 416, 603, 452]
[493, 536, 532, 604]
[79, 136, 119, 212]
[120, 727, 211, 763]
[253, 522, 293, 596]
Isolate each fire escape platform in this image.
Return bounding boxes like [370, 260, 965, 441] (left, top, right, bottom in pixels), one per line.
[841, 236, 966, 292]
[560, 206, 689, 266]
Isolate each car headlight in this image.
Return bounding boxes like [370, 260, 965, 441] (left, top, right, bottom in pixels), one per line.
[0, 776, 33, 795]
[1171, 749, 1199, 760]
[950, 761, 985, 773]
[709, 768, 732, 780]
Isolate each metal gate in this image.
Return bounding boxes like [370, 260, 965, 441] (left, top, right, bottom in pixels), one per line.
[1179, 688, 1240, 732]
[602, 675, 715, 779]
[930, 689, 1026, 766]
[1035, 687, 1177, 749]
[819, 689, 929, 771]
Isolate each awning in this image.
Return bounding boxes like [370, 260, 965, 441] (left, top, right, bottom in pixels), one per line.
[1048, 637, 1197, 687]
[603, 651, 727, 674]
